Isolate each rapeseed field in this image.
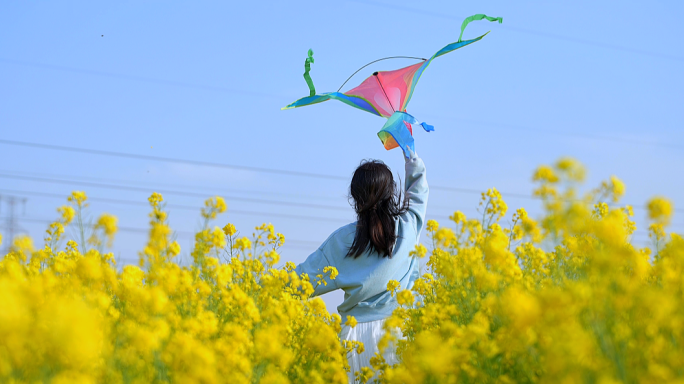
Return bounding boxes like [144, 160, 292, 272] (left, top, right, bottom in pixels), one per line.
[1, 158, 682, 383]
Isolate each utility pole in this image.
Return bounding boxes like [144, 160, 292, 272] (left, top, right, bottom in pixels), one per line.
[0, 195, 27, 255]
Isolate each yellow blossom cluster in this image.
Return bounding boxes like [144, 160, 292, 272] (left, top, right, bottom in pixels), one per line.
[0, 193, 348, 384]
[1, 158, 682, 384]
[370, 159, 683, 384]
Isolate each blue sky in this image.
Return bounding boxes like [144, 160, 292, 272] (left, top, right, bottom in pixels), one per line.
[1, 0, 682, 311]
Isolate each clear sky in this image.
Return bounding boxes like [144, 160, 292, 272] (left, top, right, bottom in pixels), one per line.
[1, 0, 683, 311]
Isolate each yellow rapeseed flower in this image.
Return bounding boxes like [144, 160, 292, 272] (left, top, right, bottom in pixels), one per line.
[67, 190, 88, 206]
[435, 228, 457, 247]
[96, 214, 118, 236]
[345, 315, 358, 328]
[387, 280, 400, 296]
[57, 205, 76, 225]
[168, 241, 181, 256]
[285, 261, 296, 272]
[409, 244, 428, 258]
[323, 266, 339, 280]
[222, 223, 237, 236]
[449, 210, 467, 224]
[233, 237, 252, 251]
[47, 222, 65, 241]
[12, 235, 34, 253]
[397, 290, 414, 306]
[647, 197, 673, 225]
[275, 233, 285, 247]
[201, 196, 227, 219]
[148, 192, 164, 207]
[264, 250, 280, 266]
[609, 175, 626, 202]
[484, 188, 508, 218]
[211, 226, 227, 248]
[532, 165, 559, 183]
[555, 157, 586, 182]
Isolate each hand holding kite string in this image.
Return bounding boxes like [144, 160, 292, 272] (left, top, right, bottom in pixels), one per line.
[283, 14, 502, 158]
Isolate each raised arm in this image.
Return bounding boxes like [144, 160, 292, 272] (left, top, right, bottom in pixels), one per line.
[402, 148, 428, 236]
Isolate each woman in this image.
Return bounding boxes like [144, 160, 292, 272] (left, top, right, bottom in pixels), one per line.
[295, 147, 428, 382]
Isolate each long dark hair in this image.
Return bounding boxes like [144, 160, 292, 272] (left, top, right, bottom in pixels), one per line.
[346, 160, 409, 258]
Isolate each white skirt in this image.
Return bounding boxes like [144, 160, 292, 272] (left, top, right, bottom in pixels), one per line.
[339, 318, 401, 384]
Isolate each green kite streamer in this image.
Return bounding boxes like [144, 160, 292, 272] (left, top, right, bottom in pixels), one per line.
[458, 14, 503, 42]
[303, 49, 316, 97]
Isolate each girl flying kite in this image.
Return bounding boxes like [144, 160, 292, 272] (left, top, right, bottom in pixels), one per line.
[288, 13, 502, 382]
[294, 145, 427, 382]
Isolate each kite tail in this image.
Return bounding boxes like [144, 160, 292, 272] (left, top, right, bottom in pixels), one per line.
[303, 49, 316, 97]
[458, 14, 503, 42]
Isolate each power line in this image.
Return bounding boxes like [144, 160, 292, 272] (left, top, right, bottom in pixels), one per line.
[0, 173, 350, 212]
[0, 169, 470, 213]
[0, 139, 347, 181]
[345, 0, 684, 63]
[0, 183, 455, 224]
[0, 168, 347, 204]
[0, 173, 465, 226]
[1, 139, 680, 214]
[5, 185, 680, 237]
[0, 138, 519, 200]
[0, 172, 534, 223]
[0, 188, 352, 224]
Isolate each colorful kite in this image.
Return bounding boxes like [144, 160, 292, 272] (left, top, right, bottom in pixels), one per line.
[282, 14, 502, 157]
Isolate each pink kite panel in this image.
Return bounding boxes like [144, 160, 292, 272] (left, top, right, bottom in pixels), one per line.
[344, 61, 425, 117]
[376, 62, 424, 112]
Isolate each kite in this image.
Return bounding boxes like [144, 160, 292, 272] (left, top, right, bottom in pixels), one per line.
[282, 14, 502, 157]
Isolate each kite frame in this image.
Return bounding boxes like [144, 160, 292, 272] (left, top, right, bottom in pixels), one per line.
[282, 32, 489, 115]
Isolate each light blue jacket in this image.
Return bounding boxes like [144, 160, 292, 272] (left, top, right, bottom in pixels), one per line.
[295, 153, 428, 323]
